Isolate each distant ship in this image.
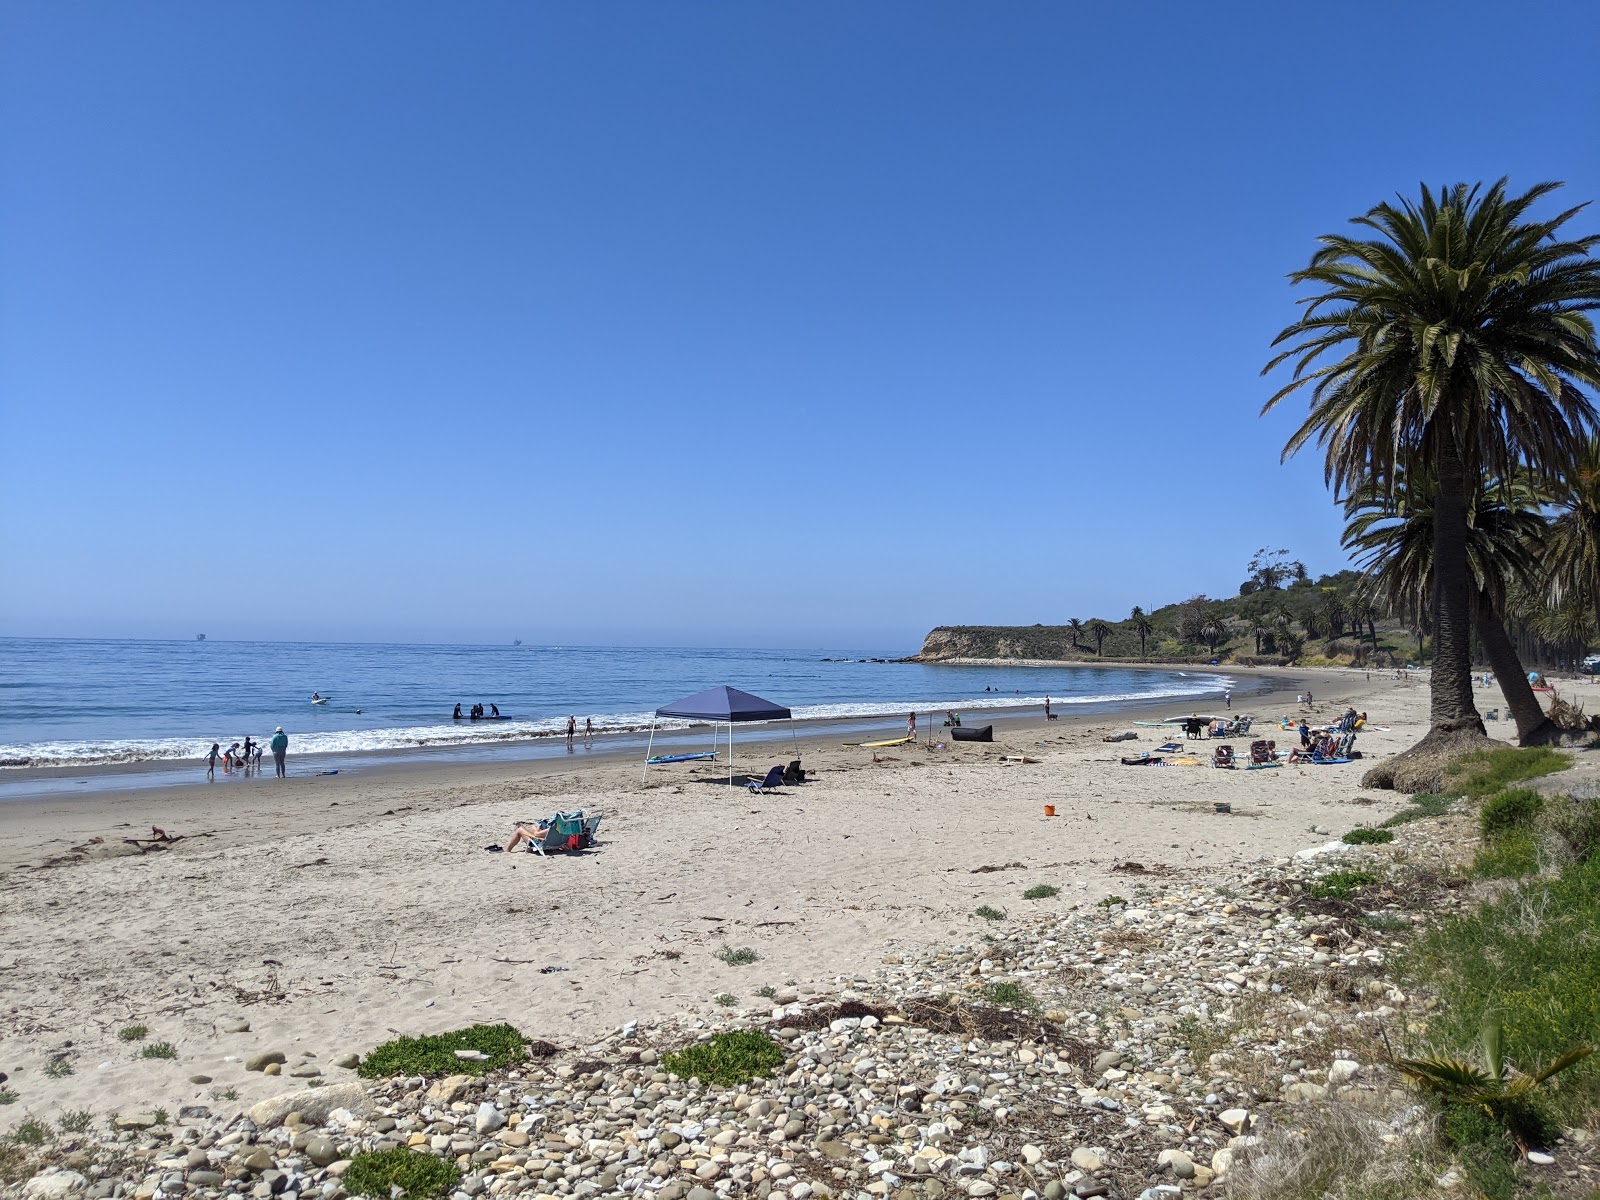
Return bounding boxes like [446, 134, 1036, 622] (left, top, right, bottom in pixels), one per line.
[512, 638, 522, 646]
[196, 633, 206, 641]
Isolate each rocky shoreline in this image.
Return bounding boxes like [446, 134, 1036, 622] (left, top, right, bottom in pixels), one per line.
[6, 825, 1498, 1200]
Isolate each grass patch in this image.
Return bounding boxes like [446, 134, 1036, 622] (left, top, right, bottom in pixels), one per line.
[344, 1149, 462, 1200]
[1174, 1014, 1230, 1067]
[755, 985, 776, 999]
[663, 1030, 786, 1087]
[1405, 851, 1600, 1122]
[1361, 914, 1410, 933]
[714, 993, 736, 1007]
[1306, 869, 1378, 900]
[211, 1087, 238, 1102]
[139, 1041, 177, 1060]
[42, 1056, 73, 1079]
[1098, 895, 1125, 908]
[358, 1023, 526, 1079]
[974, 905, 1006, 921]
[117, 1025, 148, 1042]
[982, 981, 1041, 1013]
[1480, 787, 1545, 836]
[1445, 746, 1569, 799]
[1470, 827, 1540, 879]
[8, 1118, 48, 1146]
[57, 1110, 92, 1134]
[1341, 827, 1394, 845]
[0, 1092, 15, 1106]
[1382, 792, 1455, 827]
[1022, 884, 1059, 900]
[149, 1108, 169, 1126]
[714, 945, 759, 966]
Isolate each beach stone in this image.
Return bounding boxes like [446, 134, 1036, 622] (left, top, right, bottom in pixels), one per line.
[1042, 1185, 1067, 1200]
[245, 1051, 286, 1072]
[221, 1019, 252, 1034]
[288, 1065, 322, 1078]
[427, 1075, 473, 1104]
[188, 1074, 214, 1084]
[248, 1082, 371, 1129]
[1527, 1152, 1555, 1165]
[188, 1171, 224, 1188]
[1327, 1060, 1361, 1084]
[1092, 1052, 1121, 1074]
[474, 1103, 505, 1134]
[1071, 1148, 1103, 1172]
[1218, 1108, 1249, 1134]
[113, 1114, 158, 1131]
[305, 1138, 339, 1168]
[1210, 1148, 1234, 1176]
[240, 1148, 273, 1173]
[695, 1161, 722, 1180]
[23, 1173, 87, 1198]
[687, 1189, 717, 1200]
[333, 1053, 360, 1070]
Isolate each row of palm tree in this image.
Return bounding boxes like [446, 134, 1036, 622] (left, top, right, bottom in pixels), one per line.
[1264, 179, 1600, 780]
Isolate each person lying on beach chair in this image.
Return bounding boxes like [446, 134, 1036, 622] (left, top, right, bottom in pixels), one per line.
[504, 819, 552, 852]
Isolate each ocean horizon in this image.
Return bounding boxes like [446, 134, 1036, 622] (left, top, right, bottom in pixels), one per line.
[0, 636, 1235, 770]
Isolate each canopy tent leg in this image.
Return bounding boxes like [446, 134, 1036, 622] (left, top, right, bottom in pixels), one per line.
[642, 720, 658, 784]
[729, 722, 735, 786]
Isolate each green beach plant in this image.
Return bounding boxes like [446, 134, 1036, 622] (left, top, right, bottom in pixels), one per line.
[1022, 883, 1058, 900]
[344, 1149, 462, 1200]
[358, 1023, 526, 1078]
[117, 1025, 147, 1042]
[714, 945, 759, 966]
[1396, 1010, 1591, 1149]
[973, 905, 1005, 921]
[1480, 787, 1545, 836]
[1342, 827, 1394, 845]
[139, 1041, 177, 1060]
[663, 1030, 785, 1087]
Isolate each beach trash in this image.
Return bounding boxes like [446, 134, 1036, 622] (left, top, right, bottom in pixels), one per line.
[1044, 804, 1057, 817]
[1214, 802, 1231, 814]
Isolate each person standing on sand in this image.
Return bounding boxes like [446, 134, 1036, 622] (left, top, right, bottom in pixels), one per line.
[206, 742, 221, 780]
[1224, 689, 1232, 710]
[907, 712, 916, 739]
[1044, 696, 1052, 719]
[270, 726, 288, 778]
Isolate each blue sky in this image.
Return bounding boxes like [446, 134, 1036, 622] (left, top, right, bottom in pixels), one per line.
[3, 2, 1598, 649]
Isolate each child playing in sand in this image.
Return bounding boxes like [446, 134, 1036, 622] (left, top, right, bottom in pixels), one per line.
[206, 743, 221, 779]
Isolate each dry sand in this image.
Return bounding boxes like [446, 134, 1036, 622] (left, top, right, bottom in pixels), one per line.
[0, 664, 1569, 1126]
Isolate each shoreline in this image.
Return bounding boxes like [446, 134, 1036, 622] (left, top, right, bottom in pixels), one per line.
[0, 666, 1298, 800]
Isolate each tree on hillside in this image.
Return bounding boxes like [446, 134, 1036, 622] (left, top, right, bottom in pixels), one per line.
[1086, 619, 1112, 655]
[1240, 548, 1308, 595]
[1130, 607, 1154, 656]
[1343, 472, 1560, 745]
[1321, 590, 1348, 639]
[1066, 618, 1085, 650]
[1200, 613, 1229, 653]
[1264, 179, 1600, 788]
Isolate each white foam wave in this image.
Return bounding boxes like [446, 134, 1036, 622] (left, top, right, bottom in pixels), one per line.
[0, 675, 1234, 769]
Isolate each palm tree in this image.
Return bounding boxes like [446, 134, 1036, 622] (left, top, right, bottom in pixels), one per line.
[1086, 619, 1112, 655]
[1200, 612, 1229, 654]
[1264, 180, 1600, 784]
[1066, 618, 1085, 651]
[1546, 436, 1600, 636]
[1322, 591, 1348, 639]
[1130, 607, 1154, 657]
[1343, 472, 1560, 744]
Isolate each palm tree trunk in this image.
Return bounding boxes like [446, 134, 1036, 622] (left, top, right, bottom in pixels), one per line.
[1475, 595, 1560, 745]
[1429, 449, 1483, 729]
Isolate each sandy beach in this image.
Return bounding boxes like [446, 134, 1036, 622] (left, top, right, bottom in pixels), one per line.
[0, 663, 1572, 1127]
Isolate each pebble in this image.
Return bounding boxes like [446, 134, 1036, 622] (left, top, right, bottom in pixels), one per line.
[246, 1051, 287, 1072]
[221, 1018, 252, 1033]
[1528, 1151, 1556, 1165]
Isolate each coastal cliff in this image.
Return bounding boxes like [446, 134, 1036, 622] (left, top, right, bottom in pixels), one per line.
[912, 625, 1084, 662]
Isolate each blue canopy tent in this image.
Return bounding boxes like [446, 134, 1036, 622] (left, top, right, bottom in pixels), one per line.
[643, 685, 794, 784]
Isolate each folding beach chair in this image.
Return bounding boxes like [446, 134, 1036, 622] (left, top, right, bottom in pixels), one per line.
[1212, 744, 1236, 769]
[527, 811, 586, 855]
[747, 765, 784, 793]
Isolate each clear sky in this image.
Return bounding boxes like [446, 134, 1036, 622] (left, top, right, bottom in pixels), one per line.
[3, 2, 1598, 649]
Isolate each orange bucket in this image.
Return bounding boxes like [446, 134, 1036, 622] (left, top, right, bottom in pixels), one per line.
[1044, 804, 1057, 817]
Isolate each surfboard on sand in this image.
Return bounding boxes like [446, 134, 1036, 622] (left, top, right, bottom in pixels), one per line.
[842, 736, 914, 748]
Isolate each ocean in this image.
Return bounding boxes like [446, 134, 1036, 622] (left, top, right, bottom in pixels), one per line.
[0, 637, 1234, 770]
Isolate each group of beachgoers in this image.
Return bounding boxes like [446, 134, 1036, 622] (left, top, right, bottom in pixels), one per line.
[206, 727, 289, 780]
[452, 702, 502, 720]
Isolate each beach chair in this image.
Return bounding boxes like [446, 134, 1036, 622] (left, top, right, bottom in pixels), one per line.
[1235, 716, 1254, 735]
[1212, 744, 1236, 769]
[527, 812, 586, 855]
[1248, 740, 1271, 765]
[747, 765, 784, 793]
[580, 813, 602, 847]
[782, 759, 806, 785]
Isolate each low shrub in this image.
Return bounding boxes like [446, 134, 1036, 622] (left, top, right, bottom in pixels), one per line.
[1342, 827, 1394, 845]
[663, 1030, 785, 1087]
[1382, 792, 1455, 827]
[714, 993, 736, 1007]
[0, 1091, 15, 1106]
[715, 945, 759, 966]
[974, 905, 1006, 921]
[139, 1042, 177, 1060]
[358, 1023, 526, 1079]
[8, 1118, 48, 1146]
[42, 1056, 72, 1079]
[117, 1025, 148, 1042]
[1479, 787, 1544, 837]
[1022, 884, 1059, 900]
[1306, 869, 1378, 900]
[57, 1110, 92, 1133]
[344, 1149, 461, 1199]
[1472, 829, 1539, 879]
[1445, 747, 1569, 799]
